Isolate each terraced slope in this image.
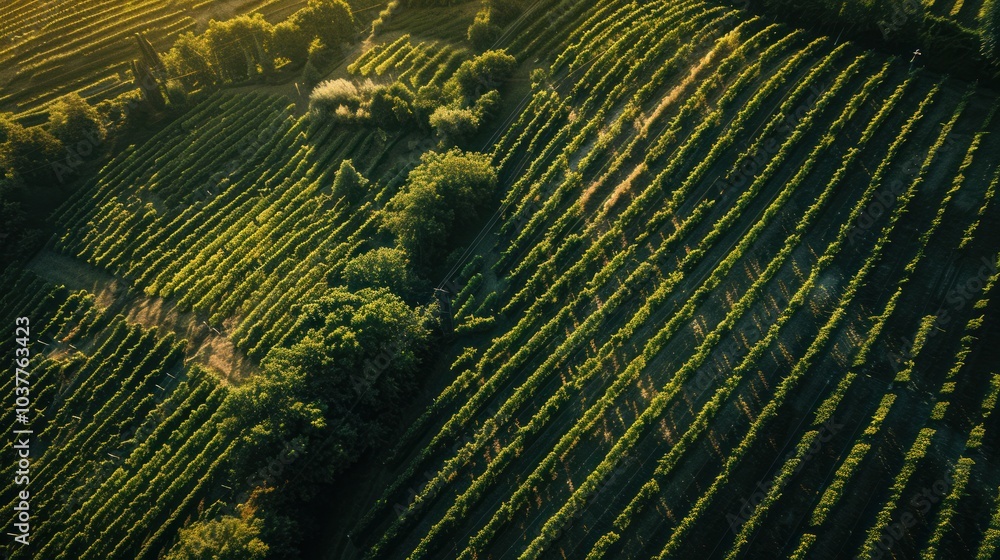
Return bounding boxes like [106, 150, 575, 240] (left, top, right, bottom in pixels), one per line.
[0, 0, 307, 121]
[347, 1, 1000, 558]
[3, 0, 1000, 558]
[0, 270, 233, 560]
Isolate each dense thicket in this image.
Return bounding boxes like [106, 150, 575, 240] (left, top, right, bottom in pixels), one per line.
[384, 149, 498, 265]
[164, 0, 357, 89]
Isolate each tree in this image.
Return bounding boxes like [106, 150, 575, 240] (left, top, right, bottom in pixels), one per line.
[165, 515, 268, 560]
[369, 82, 414, 130]
[204, 14, 275, 83]
[272, 20, 310, 65]
[292, 0, 356, 51]
[163, 32, 217, 88]
[47, 93, 105, 147]
[444, 49, 516, 102]
[331, 159, 368, 204]
[473, 89, 502, 121]
[1, 116, 64, 185]
[383, 149, 497, 263]
[227, 287, 432, 486]
[429, 105, 479, 145]
[135, 32, 166, 75]
[983, 0, 1000, 61]
[468, 13, 502, 51]
[343, 247, 417, 296]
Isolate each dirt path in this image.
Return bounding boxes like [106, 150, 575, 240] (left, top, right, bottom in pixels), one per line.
[27, 249, 258, 382]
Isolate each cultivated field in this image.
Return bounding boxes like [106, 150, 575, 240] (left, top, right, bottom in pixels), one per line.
[0, 0, 309, 122]
[2, 0, 1000, 558]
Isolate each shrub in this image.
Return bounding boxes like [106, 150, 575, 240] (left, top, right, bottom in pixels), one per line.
[331, 159, 369, 204]
[291, 0, 356, 49]
[369, 82, 415, 129]
[203, 14, 275, 82]
[444, 49, 516, 102]
[474, 89, 502, 121]
[430, 106, 479, 145]
[343, 247, 417, 296]
[165, 515, 268, 560]
[310, 78, 361, 113]
[164, 81, 188, 107]
[1, 116, 64, 185]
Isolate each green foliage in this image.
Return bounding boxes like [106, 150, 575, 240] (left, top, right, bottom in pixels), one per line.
[468, 14, 502, 52]
[473, 89, 502, 121]
[369, 82, 416, 129]
[291, 0, 356, 49]
[203, 14, 275, 83]
[384, 149, 498, 263]
[47, 92, 106, 147]
[0, 114, 64, 185]
[272, 21, 310, 66]
[165, 515, 268, 560]
[227, 287, 432, 486]
[429, 105, 479, 145]
[308, 78, 416, 129]
[343, 247, 418, 296]
[443, 49, 516, 102]
[331, 159, 369, 204]
[163, 0, 354, 88]
[163, 31, 217, 88]
[309, 78, 364, 117]
[370, 1, 401, 37]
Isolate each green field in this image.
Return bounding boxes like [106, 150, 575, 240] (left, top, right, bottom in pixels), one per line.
[3, 0, 1000, 558]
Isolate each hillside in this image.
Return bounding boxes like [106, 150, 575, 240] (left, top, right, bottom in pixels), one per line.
[3, 0, 1000, 559]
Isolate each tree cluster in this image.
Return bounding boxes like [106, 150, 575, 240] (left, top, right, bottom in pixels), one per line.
[164, 0, 356, 89]
[383, 148, 498, 266]
[745, 0, 998, 79]
[308, 78, 416, 129]
[307, 48, 514, 144]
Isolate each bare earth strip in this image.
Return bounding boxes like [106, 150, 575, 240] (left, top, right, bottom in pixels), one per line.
[27, 248, 258, 382]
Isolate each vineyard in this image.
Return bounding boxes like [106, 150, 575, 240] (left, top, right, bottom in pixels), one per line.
[347, 0, 1000, 558]
[0, 0, 310, 122]
[0, 269, 235, 560]
[927, 0, 985, 27]
[3, 0, 1000, 558]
